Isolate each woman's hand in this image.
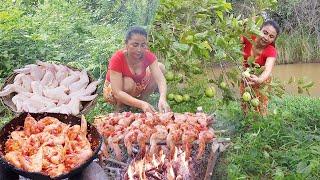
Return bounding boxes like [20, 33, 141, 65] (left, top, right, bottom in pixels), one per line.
[140, 101, 156, 113]
[158, 97, 171, 113]
[247, 74, 262, 85]
[246, 58, 276, 86]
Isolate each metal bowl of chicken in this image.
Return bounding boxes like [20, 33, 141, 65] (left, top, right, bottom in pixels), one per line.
[0, 112, 102, 180]
[0, 62, 99, 115]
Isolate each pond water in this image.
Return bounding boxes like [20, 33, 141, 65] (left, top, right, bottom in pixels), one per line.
[273, 63, 320, 97]
[210, 63, 320, 97]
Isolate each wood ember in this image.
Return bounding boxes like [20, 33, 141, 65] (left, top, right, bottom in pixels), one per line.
[94, 111, 228, 180]
[105, 158, 128, 167]
[101, 141, 224, 180]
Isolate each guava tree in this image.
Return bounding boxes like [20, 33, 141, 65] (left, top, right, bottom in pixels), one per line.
[149, 0, 284, 112]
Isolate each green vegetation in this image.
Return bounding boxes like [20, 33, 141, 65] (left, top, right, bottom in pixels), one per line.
[232, 0, 320, 64]
[277, 32, 320, 64]
[0, 0, 319, 179]
[273, 0, 320, 64]
[221, 96, 320, 179]
[0, 0, 158, 79]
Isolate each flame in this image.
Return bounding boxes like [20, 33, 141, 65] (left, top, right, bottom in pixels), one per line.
[136, 160, 144, 179]
[167, 164, 175, 180]
[181, 151, 189, 171]
[127, 164, 134, 180]
[126, 146, 190, 179]
[151, 154, 159, 167]
[159, 149, 165, 163]
[173, 146, 178, 161]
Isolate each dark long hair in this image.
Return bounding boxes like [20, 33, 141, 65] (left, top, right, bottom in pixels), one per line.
[261, 20, 280, 47]
[125, 26, 148, 44]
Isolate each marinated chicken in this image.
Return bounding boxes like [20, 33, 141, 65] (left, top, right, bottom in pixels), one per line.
[94, 112, 216, 161]
[4, 114, 93, 178]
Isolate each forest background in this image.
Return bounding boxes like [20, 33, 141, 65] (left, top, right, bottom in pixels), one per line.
[0, 0, 319, 178]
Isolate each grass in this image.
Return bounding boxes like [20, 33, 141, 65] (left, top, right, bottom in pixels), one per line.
[277, 31, 320, 64]
[217, 95, 320, 179]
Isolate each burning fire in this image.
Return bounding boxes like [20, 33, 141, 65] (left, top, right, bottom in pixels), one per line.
[125, 147, 192, 180]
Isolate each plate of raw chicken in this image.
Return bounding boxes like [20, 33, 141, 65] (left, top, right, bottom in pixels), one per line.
[0, 112, 102, 179]
[0, 61, 100, 115]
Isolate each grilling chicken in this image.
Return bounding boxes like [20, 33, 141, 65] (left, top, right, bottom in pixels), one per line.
[94, 112, 216, 161]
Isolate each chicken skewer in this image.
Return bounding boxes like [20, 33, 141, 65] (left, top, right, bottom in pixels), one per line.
[95, 112, 217, 162]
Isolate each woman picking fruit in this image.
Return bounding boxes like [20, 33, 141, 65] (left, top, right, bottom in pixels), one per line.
[103, 26, 171, 113]
[240, 20, 280, 116]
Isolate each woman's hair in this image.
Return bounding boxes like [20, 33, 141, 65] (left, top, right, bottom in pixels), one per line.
[261, 20, 280, 47]
[261, 20, 281, 36]
[125, 26, 148, 43]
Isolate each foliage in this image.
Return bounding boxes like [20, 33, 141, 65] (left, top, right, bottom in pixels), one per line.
[232, 0, 320, 64]
[149, 0, 282, 109]
[0, 0, 127, 80]
[85, 96, 114, 123]
[80, 0, 159, 29]
[272, 0, 320, 64]
[277, 31, 320, 64]
[222, 95, 320, 178]
[0, 0, 158, 123]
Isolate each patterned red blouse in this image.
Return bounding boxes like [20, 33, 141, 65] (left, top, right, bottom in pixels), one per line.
[106, 50, 156, 83]
[242, 35, 277, 67]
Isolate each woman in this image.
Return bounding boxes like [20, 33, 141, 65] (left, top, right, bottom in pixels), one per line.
[240, 20, 280, 115]
[103, 26, 170, 113]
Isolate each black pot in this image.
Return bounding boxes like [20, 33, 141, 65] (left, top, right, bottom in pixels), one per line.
[0, 112, 102, 180]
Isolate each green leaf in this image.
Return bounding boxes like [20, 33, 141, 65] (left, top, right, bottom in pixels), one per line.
[263, 151, 270, 159]
[302, 81, 314, 88]
[216, 37, 226, 47]
[250, 28, 263, 36]
[200, 41, 212, 51]
[255, 16, 264, 27]
[296, 161, 312, 175]
[201, 49, 210, 59]
[185, 35, 194, 43]
[298, 86, 303, 94]
[173, 42, 189, 51]
[247, 56, 255, 66]
[310, 145, 320, 155]
[224, 2, 232, 11]
[274, 167, 284, 180]
[216, 10, 223, 21]
[194, 31, 208, 40]
[288, 76, 294, 84]
[231, 18, 239, 28]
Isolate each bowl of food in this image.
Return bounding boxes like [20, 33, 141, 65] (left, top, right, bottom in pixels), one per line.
[0, 112, 102, 180]
[0, 60, 101, 116]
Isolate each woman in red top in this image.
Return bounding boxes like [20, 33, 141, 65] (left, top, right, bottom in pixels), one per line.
[103, 26, 170, 113]
[240, 20, 280, 115]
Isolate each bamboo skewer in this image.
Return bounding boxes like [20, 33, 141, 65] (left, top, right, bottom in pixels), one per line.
[204, 142, 220, 180]
[105, 158, 128, 167]
[105, 166, 122, 172]
[118, 137, 230, 146]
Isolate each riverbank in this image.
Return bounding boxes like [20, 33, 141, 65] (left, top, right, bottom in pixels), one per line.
[214, 95, 320, 179]
[273, 63, 320, 96]
[208, 62, 320, 97]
